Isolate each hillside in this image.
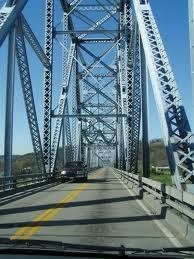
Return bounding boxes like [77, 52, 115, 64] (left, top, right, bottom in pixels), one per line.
[139, 139, 168, 167]
[0, 139, 168, 174]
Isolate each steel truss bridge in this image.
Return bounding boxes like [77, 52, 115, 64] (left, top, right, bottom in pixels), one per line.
[1, 0, 194, 193]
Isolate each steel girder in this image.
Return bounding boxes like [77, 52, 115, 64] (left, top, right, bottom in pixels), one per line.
[0, 0, 27, 46]
[15, 19, 45, 174]
[43, 0, 54, 172]
[60, 1, 119, 163]
[128, 25, 141, 174]
[72, 57, 80, 161]
[72, 59, 77, 161]
[75, 5, 117, 12]
[61, 12, 71, 164]
[189, 0, 194, 121]
[118, 0, 127, 171]
[64, 102, 73, 162]
[20, 15, 50, 70]
[140, 40, 150, 178]
[122, 0, 141, 174]
[1, 0, 191, 190]
[4, 27, 15, 177]
[50, 43, 75, 173]
[134, 0, 194, 189]
[0, 0, 51, 176]
[78, 10, 117, 40]
[64, 102, 72, 148]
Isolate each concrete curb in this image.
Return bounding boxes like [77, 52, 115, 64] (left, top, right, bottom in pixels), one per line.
[121, 177, 194, 244]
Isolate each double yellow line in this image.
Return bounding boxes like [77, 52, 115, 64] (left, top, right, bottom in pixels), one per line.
[10, 176, 96, 240]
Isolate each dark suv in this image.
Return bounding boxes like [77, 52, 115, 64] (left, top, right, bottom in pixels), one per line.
[60, 161, 88, 183]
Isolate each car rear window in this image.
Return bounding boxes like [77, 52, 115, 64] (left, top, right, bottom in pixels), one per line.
[65, 162, 83, 167]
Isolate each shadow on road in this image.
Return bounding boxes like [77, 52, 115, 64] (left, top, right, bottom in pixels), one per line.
[0, 206, 167, 229]
[0, 183, 62, 207]
[87, 178, 113, 183]
[0, 191, 143, 217]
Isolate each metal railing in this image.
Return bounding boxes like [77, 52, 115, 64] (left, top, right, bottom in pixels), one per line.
[0, 167, 99, 192]
[0, 173, 57, 191]
[114, 169, 194, 220]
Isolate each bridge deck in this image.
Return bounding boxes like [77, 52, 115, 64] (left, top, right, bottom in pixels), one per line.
[0, 168, 191, 249]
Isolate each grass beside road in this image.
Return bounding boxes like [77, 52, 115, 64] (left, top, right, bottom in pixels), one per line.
[138, 166, 173, 186]
[150, 171, 172, 186]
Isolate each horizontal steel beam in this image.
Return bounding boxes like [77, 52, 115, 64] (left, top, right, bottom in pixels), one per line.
[74, 5, 117, 12]
[78, 38, 117, 43]
[52, 114, 127, 118]
[80, 74, 115, 78]
[54, 30, 122, 35]
[87, 143, 117, 147]
[82, 105, 116, 108]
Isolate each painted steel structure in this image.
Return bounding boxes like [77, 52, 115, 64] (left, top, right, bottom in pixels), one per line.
[0, 0, 194, 191]
[189, 0, 194, 125]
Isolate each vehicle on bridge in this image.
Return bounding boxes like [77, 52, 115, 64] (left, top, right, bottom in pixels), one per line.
[60, 161, 88, 183]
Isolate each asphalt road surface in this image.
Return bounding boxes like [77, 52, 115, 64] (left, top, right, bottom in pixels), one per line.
[0, 167, 191, 249]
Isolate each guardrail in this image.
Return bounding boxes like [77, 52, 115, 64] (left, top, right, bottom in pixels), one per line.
[0, 167, 100, 192]
[114, 169, 194, 220]
[0, 173, 58, 191]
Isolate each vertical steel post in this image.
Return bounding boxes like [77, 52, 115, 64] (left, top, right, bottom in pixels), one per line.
[141, 40, 150, 177]
[72, 58, 78, 161]
[4, 27, 16, 177]
[43, 0, 54, 173]
[62, 119, 65, 167]
[15, 19, 46, 174]
[124, 0, 133, 172]
[115, 135, 119, 169]
[87, 146, 91, 169]
[62, 13, 68, 166]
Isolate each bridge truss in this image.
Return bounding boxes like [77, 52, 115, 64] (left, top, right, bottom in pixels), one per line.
[1, 0, 194, 191]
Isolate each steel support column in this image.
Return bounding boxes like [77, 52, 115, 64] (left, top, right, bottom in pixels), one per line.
[15, 19, 45, 174]
[141, 40, 150, 178]
[43, 0, 54, 172]
[4, 27, 15, 177]
[134, 0, 194, 189]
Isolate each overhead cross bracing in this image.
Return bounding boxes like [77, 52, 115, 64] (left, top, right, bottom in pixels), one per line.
[1, 0, 194, 192]
[51, 0, 121, 171]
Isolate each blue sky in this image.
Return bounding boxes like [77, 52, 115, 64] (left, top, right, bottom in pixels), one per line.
[0, 0, 192, 154]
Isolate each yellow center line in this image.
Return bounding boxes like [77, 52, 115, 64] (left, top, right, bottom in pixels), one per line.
[10, 174, 98, 240]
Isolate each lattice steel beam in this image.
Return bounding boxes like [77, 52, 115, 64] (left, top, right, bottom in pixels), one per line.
[15, 19, 45, 174]
[134, 0, 194, 189]
[124, 0, 135, 172]
[128, 24, 141, 174]
[141, 40, 150, 178]
[43, 0, 54, 172]
[50, 43, 75, 173]
[64, 102, 73, 163]
[20, 15, 50, 69]
[72, 56, 80, 161]
[78, 10, 117, 39]
[4, 27, 15, 177]
[117, 0, 127, 170]
[0, 0, 27, 46]
[61, 12, 70, 165]
[74, 5, 117, 12]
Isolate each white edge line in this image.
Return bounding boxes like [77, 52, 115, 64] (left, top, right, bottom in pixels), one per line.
[112, 170, 183, 248]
